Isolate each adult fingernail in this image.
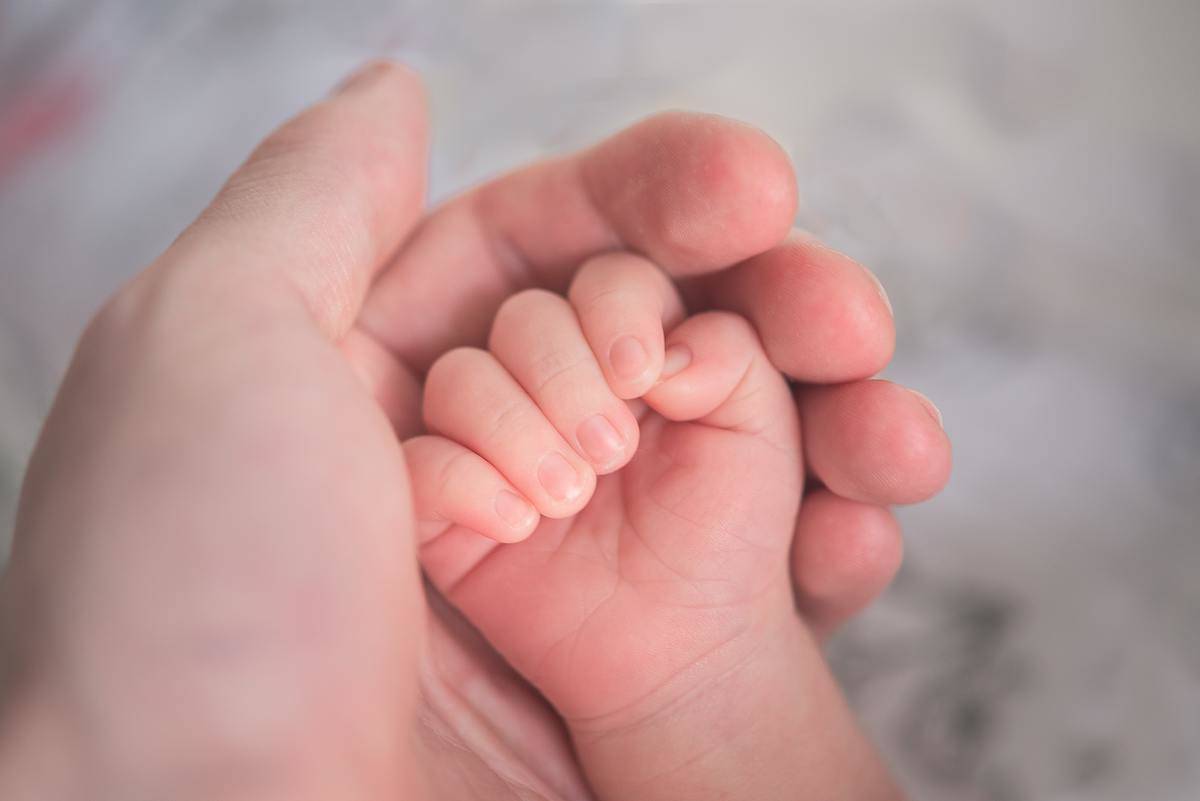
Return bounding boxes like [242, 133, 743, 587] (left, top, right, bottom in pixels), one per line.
[609, 336, 649, 381]
[661, 344, 692, 380]
[577, 415, 625, 468]
[332, 59, 390, 95]
[495, 489, 537, 529]
[864, 268, 893, 317]
[909, 389, 943, 429]
[537, 452, 584, 503]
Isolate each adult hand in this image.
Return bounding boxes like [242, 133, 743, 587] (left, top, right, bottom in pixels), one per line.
[0, 61, 947, 800]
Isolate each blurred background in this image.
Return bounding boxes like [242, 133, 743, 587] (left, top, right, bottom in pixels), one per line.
[1, 1, 1197, 798]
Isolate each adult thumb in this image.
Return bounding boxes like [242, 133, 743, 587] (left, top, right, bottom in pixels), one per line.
[163, 60, 428, 339]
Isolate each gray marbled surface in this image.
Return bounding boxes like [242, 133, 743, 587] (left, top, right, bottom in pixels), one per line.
[2, 1, 1198, 798]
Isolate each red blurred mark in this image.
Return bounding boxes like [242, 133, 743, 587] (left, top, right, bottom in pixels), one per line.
[0, 68, 94, 185]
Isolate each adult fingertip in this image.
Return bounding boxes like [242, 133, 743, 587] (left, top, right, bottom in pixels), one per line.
[907, 388, 944, 430]
[801, 380, 952, 506]
[792, 491, 903, 638]
[799, 239, 896, 380]
[861, 264, 894, 320]
[707, 235, 896, 382]
[793, 492, 903, 601]
[883, 385, 952, 504]
[656, 113, 797, 272]
[587, 111, 798, 275]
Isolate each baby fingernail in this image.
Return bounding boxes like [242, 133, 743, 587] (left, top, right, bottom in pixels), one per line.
[661, 344, 692, 379]
[609, 336, 648, 381]
[577, 415, 625, 468]
[537, 452, 584, 503]
[495, 489, 536, 529]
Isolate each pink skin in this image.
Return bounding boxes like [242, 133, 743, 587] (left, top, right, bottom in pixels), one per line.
[0, 61, 950, 800]
[406, 261, 892, 798]
[429, 305, 798, 634]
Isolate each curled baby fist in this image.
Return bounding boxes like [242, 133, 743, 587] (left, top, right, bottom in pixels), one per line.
[405, 249, 799, 547]
[403, 251, 817, 796]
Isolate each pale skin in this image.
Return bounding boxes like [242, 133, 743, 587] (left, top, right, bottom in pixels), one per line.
[0, 62, 950, 800]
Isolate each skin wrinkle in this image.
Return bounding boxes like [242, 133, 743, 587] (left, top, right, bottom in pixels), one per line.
[517, 468, 781, 739]
[417, 619, 570, 801]
[578, 487, 623, 573]
[417, 517, 454, 550]
[548, 580, 620, 697]
[630, 488, 783, 611]
[445, 464, 765, 737]
[480, 396, 541, 447]
[574, 283, 635, 313]
[527, 350, 593, 399]
[574, 268, 677, 322]
[474, 155, 624, 293]
[572, 154, 627, 269]
[710, 353, 762, 428]
[212, 151, 368, 336]
[426, 354, 532, 447]
[704, 325, 798, 456]
[625, 729, 728, 791]
[471, 192, 537, 299]
[621, 518, 721, 609]
[440, 540, 502, 599]
[523, 607, 602, 691]
[607, 476, 764, 607]
[428, 530, 501, 594]
[564, 619, 765, 739]
[433, 450, 479, 522]
[639, 439, 752, 533]
[553, 509, 622, 582]
[417, 689, 544, 801]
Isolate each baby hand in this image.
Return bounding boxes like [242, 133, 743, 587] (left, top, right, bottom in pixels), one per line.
[404, 252, 820, 799]
[406, 249, 801, 705]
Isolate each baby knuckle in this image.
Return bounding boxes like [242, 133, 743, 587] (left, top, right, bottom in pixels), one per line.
[481, 397, 536, 443]
[528, 350, 590, 396]
[435, 448, 479, 502]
